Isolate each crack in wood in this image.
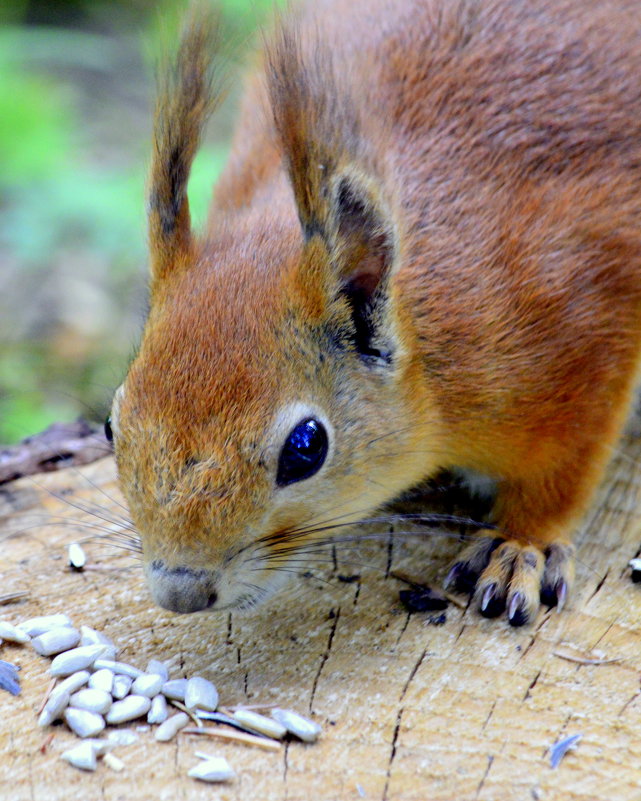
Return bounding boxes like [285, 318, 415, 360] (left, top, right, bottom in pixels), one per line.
[309, 607, 341, 712]
[474, 754, 494, 799]
[588, 570, 610, 603]
[382, 648, 428, 800]
[385, 529, 394, 578]
[522, 670, 541, 702]
[481, 700, 497, 732]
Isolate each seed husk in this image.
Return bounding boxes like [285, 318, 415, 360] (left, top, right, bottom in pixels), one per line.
[0, 620, 30, 644]
[188, 756, 235, 783]
[64, 707, 106, 738]
[232, 709, 287, 740]
[61, 741, 98, 771]
[271, 708, 322, 742]
[161, 678, 187, 701]
[68, 542, 86, 571]
[31, 626, 80, 657]
[106, 695, 151, 725]
[0, 659, 21, 696]
[20, 613, 73, 637]
[148, 694, 169, 725]
[93, 659, 143, 679]
[49, 645, 109, 677]
[131, 673, 164, 698]
[155, 711, 189, 742]
[69, 688, 113, 715]
[185, 676, 218, 712]
[89, 668, 114, 694]
[112, 674, 133, 699]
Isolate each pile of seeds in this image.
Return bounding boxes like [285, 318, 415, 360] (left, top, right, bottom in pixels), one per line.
[0, 613, 321, 783]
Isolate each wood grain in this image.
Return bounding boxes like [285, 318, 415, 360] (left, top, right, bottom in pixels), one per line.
[1, 427, 641, 800]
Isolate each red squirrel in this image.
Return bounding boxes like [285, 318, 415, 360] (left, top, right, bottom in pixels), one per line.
[108, 0, 641, 625]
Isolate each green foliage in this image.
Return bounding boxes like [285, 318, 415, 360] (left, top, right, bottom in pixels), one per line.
[0, 1, 276, 445]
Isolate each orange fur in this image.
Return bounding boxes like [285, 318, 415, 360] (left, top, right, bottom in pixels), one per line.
[112, 0, 641, 623]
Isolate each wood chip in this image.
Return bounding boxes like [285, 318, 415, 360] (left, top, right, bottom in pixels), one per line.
[553, 646, 621, 666]
[0, 591, 29, 606]
[183, 726, 282, 752]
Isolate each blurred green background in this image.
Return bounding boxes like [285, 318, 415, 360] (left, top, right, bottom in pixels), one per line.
[0, 0, 282, 445]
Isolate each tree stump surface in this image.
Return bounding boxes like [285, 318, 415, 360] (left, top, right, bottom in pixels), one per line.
[2, 429, 641, 800]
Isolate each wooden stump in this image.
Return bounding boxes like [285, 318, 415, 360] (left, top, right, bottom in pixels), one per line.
[1, 427, 641, 800]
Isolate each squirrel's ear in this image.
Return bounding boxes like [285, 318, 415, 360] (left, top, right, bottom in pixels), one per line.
[148, 6, 222, 284]
[267, 24, 396, 360]
[325, 171, 397, 360]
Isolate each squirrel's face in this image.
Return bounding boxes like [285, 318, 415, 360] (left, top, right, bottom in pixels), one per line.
[112, 224, 440, 613]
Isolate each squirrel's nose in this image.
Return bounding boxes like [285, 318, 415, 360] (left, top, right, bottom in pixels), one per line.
[146, 561, 218, 613]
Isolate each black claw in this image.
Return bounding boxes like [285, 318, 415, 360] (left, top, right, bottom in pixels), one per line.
[507, 591, 529, 627]
[479, 583, 505, 618]
[445, 563, 478, 595]
[540, 583, 558, 608]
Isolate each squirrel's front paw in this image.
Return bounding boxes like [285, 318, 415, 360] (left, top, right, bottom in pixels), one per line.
[445, 535, 575, 626]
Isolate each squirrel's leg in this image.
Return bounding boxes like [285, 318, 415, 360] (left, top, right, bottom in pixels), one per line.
[444, 474, 588, 627]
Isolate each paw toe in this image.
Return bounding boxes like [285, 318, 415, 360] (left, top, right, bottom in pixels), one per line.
[443, 535, 504, 594]
[540, 544, 575, 609]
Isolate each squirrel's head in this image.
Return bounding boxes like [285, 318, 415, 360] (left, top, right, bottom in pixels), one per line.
[111, 10, 441, 613]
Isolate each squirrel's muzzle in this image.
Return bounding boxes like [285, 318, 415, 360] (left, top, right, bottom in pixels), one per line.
[146, 561, 218, 614]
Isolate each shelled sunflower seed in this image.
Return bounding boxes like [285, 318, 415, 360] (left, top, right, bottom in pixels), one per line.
[3, 605, 323, 782]
[188, 755, 235, 783]
[0, 621, 31, 644]
[31, 626, 80, 656]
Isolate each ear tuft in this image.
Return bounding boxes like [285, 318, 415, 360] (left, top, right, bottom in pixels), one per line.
[148, 4, 224, 283]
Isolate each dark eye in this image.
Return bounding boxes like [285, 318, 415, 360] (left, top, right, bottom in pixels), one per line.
[276, 418, 328, 486]
[104, 416, 113, 443]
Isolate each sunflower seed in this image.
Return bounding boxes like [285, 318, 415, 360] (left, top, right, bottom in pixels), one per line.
[103, 752, 125, 772]
[38, 690, 71, 726]
[38, 671, 92, 726]
[83, 738, 114, 756]
[107, 729, 139, 746]
[61, 741, 98, 771]
[106, 695, 151, 724]
[188, 756, 235, 783]
[20, 614, 73, 637]
[68, 542, 86, 571]
[0, 621, 30, 644]
[146, 659, 169, 682]
[89, 668, 114, 694]
[49, 645, 109, 677]
[64, 707, 106, 738]
[57, 670, 92, 695]
[232, 709, 287, 740]
[271, 709, 322, 742]
[147, 694, 168, 725]
[155, 711, 189, 742]
[31, 626, 80, 656]
[131, 673, 164, 698]
[161, 678, 187, 701]
[112, 674, 133, 699]
[185, 676, 218, 712]
[93, 659, 143, 679]
[79, 625, 115, 650]
[69, 688, 113, 715]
